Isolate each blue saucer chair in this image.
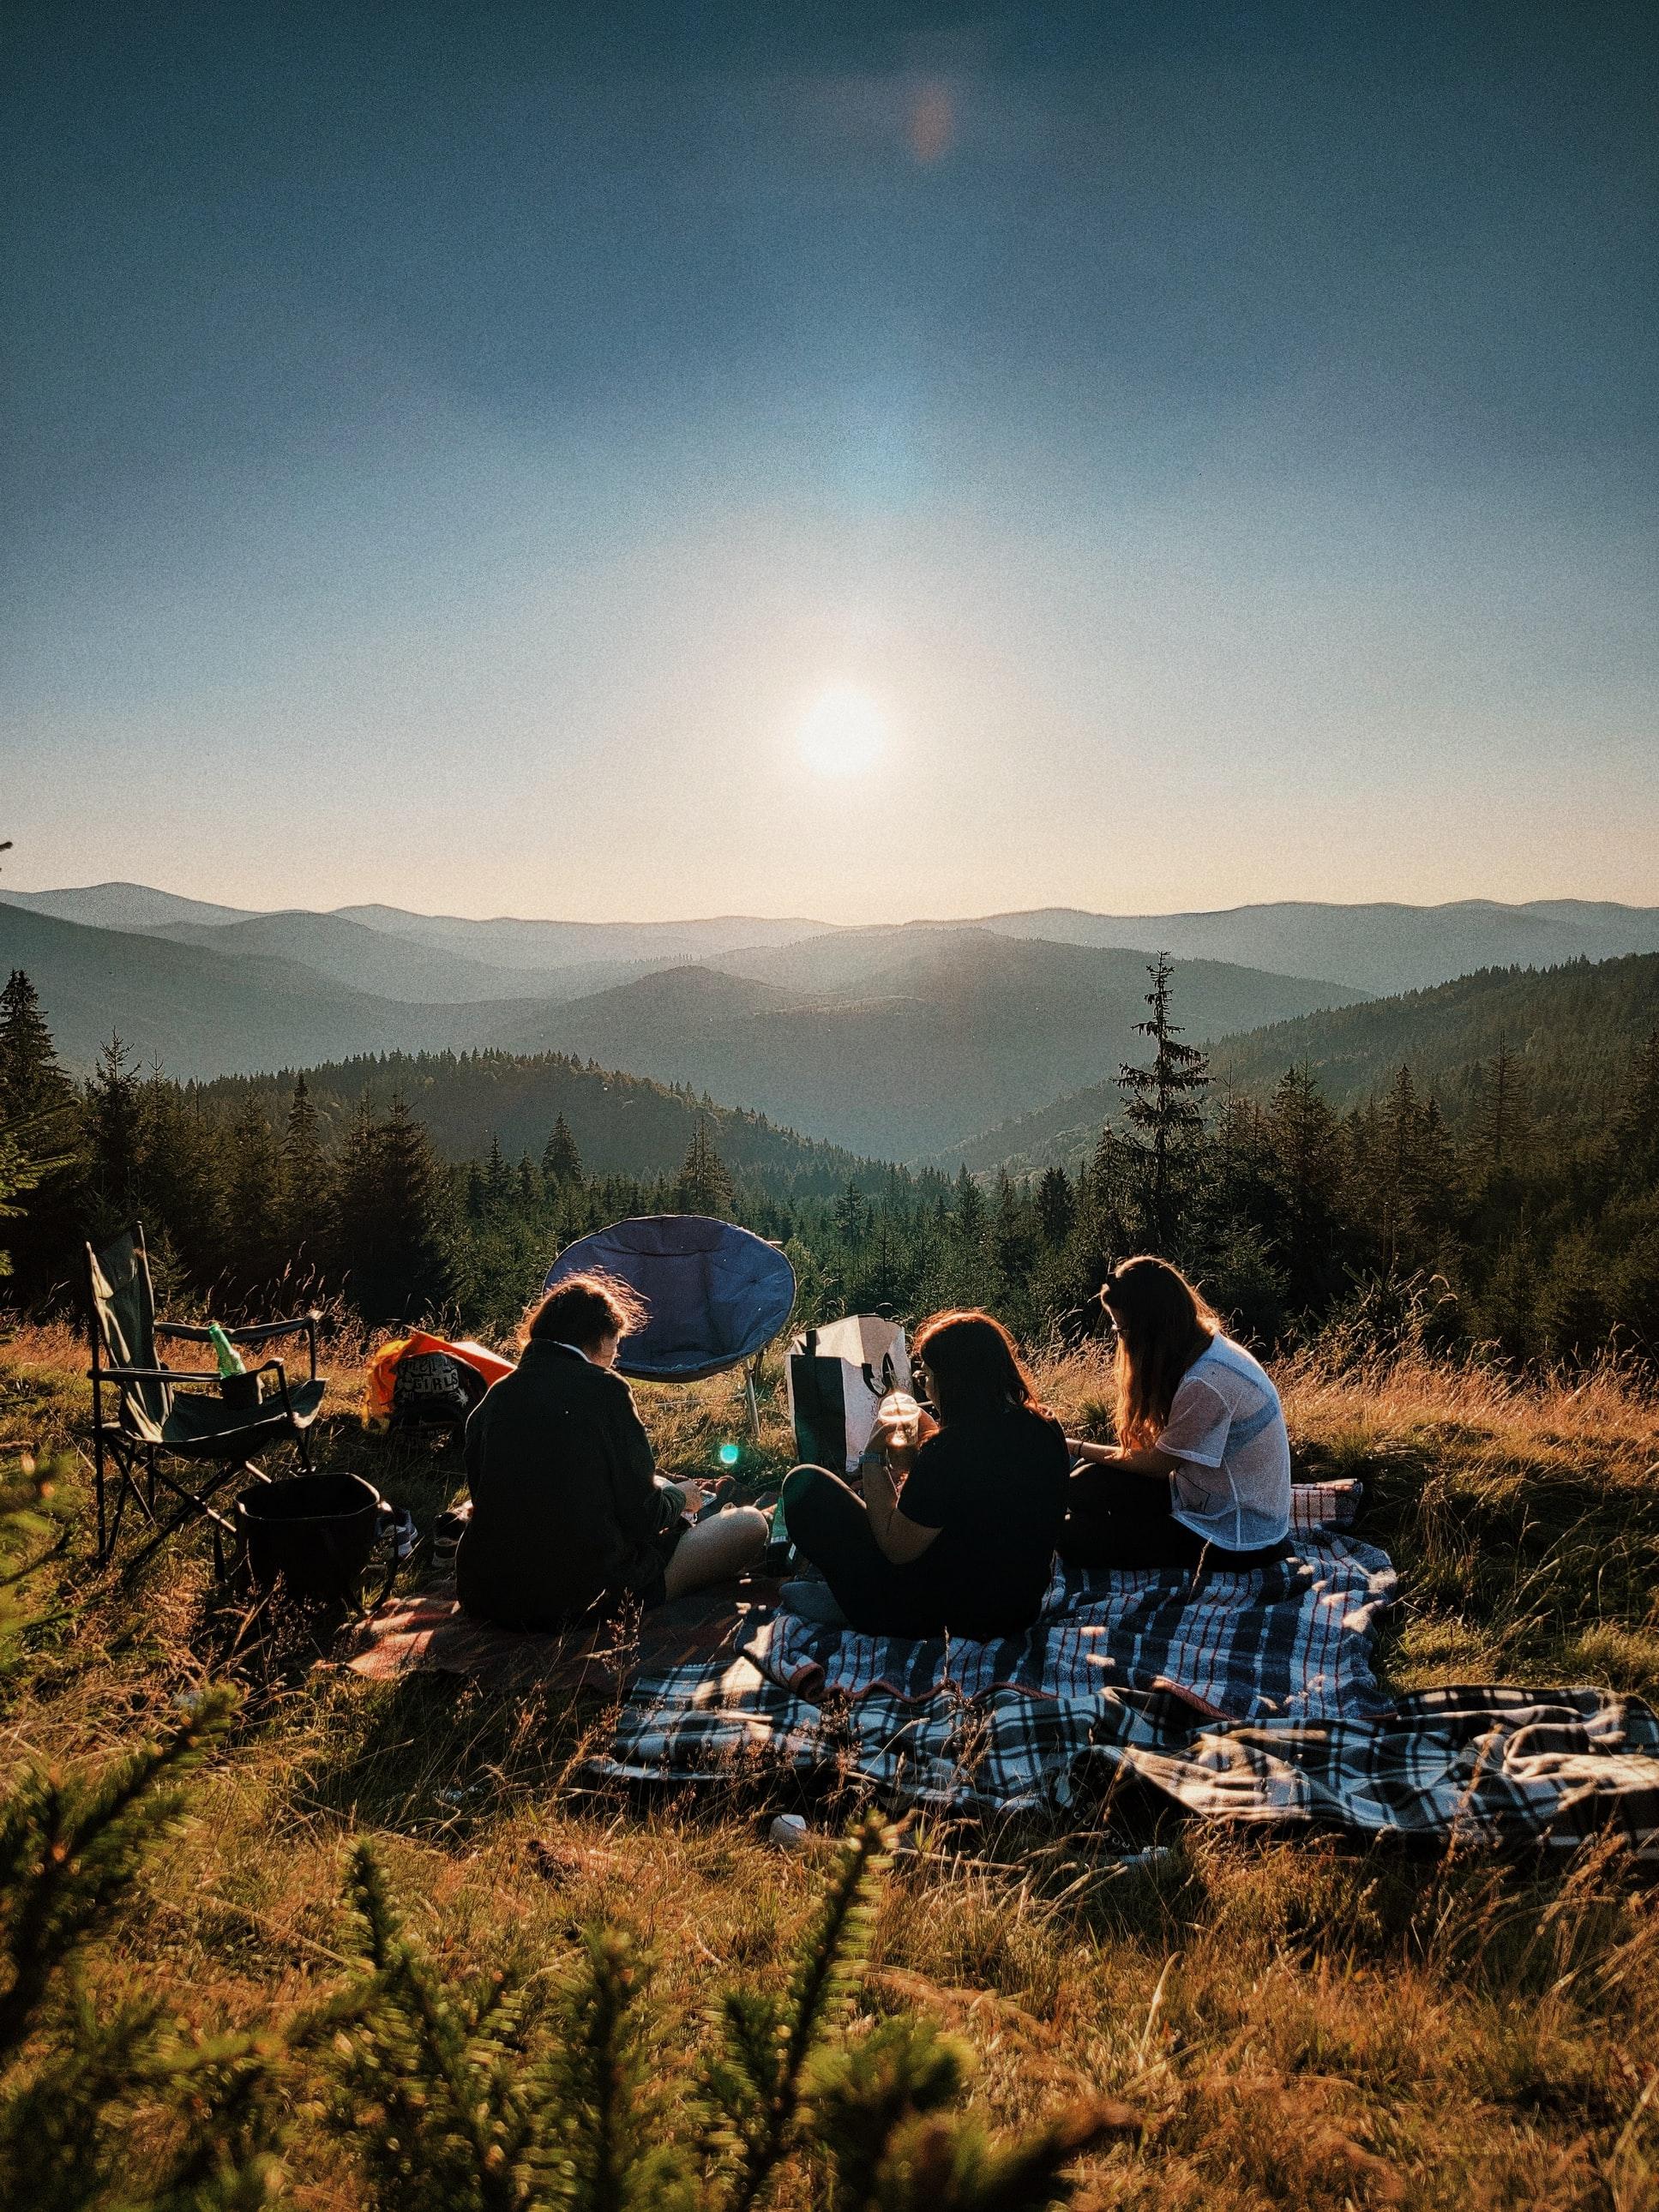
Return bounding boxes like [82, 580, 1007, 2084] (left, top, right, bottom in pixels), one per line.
[543, 1215, 796, 1429]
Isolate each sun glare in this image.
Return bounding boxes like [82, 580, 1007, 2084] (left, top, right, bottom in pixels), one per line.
[796, 684, 890, 778]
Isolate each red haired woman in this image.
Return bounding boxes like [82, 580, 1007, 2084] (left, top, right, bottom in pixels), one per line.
[780, 1307, 1071, 1638]
[459, 1272, 769, 1629]
[1061, 1256, 1291, 1570]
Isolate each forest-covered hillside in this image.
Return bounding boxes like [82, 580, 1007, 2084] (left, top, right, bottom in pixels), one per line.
[952, 952, 1659, 1175]
[3, 945, 1656, 1364]
[191, 1048, 872, 1188]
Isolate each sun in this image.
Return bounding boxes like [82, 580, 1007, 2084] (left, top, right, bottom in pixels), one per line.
[796, 684, 890, 778]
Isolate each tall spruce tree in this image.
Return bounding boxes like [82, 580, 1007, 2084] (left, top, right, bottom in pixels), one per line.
[336, 1095, 456, 1323]
[0, 972, 81, 1299]
[1476, 1039, 1526, 1177]
[0, 971, 74, 1121]
[1262, 1066, 1348, 1309]
[676, 1120, 735, 1215]
[1036, 1164, 1076, 1247]
[83, 1037, 143, 1234]
[225, 1091, 286, 1296]
[542, 1112, 583, 1187]
[484, 1132, 512, 1212]
[135, 1072, 223, 1286]
[280, 1073, 334, 1266]
[1117, 953, 1210, 1250]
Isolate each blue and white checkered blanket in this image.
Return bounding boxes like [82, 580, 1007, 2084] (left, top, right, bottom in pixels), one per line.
[598, 1531, 1659, 1850]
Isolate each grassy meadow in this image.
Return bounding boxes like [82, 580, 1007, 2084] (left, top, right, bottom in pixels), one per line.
[3, 1319, 1659, 2208]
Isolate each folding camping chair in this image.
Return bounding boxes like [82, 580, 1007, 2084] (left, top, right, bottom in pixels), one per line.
[544, 1214, 796, 1433]
[87, 1223, 328, 1569]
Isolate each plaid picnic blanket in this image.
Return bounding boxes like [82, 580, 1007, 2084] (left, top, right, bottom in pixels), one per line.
[598, 1531, 1659, 1851]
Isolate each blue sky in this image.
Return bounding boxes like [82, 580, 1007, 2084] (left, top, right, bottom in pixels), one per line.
[3, 3, 1655, 922]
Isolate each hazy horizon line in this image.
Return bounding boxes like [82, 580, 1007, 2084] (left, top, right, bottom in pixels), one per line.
[3, 876, 1656, 931]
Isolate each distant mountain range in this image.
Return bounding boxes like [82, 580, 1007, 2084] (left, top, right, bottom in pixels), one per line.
[0, 900, 1362, 1157]
[947, 951, 1659, 1175]
[7, 881, 1657, 995]
[2, 880, 1654, 1163]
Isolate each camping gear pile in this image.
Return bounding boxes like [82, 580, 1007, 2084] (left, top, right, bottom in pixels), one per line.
[363, 1330, 516, 1433]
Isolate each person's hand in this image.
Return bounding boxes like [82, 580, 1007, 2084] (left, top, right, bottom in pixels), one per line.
[676, 1480, 711, 1515]
[870, 1411, 922, 1475]
[1065, 1437, 1120, 1466]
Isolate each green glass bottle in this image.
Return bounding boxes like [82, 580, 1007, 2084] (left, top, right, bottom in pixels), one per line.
[207, 1321, 245, 1379]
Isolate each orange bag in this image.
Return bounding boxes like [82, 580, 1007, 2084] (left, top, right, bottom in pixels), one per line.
[361, 1330, 516, 1428]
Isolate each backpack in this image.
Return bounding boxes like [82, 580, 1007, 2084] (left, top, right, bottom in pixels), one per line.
[391, 1349, 477, 1431]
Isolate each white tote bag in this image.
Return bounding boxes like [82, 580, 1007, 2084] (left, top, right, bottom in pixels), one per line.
[785, 1313, 912, 1475]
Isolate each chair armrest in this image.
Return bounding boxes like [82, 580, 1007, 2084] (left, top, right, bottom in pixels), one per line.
[225, 1314, 322, 1345]
[159, 1312, 322, 1380]
[87, 1363, 225, 1387]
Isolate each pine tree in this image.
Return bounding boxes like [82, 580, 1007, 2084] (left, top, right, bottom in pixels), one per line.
[136, 1071, 224, 1285]
[953, 1163, 986, 1246]
[1608, 1031, 1659, 1189]
[990, 1169, 1034, 1299]
[1476, 1039, 1527, 1177]
[281, 1073, 334, 1266]
[1262, 1065, 1348, 1309]
[225, 1091, 286, 1296]
[835, 1179, 869, 1252]
[483, 1132, 512, 1212]
[1375, 1064, 1425, 1265]
[1036, 1164, 1075, 1247]
[0, 971, 74, 1121]
[676, 1121, 736, 1216]
[83, 1036, 143, 1232]
[0, 974, 81, 1299]
[542, 1111, 583, 1187]
[1117, 953, 1210, 1249]
[352, 1096, 456, 1323]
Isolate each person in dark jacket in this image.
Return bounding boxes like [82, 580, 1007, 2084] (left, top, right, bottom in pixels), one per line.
[778, 1308, 1070, 1639]
[457, 1271, 768, 1631]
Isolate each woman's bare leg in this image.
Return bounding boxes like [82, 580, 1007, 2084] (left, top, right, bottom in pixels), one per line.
[660, 1505, 770, 1601]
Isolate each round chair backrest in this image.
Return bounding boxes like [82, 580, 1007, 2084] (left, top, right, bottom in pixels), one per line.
[543, 1214, 796, 1381]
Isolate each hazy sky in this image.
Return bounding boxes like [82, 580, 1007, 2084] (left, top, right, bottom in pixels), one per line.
[3, 3, 1656, 923]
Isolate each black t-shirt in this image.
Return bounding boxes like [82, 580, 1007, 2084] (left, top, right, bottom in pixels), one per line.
[894, 1403, 1071, 1638]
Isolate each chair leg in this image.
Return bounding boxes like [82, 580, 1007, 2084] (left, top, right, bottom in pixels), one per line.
[94, 1424, 108, 1563]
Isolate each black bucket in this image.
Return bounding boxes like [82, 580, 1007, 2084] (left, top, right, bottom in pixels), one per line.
[236, 1471, 395, 1614]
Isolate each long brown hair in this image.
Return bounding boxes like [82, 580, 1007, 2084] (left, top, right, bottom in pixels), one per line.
[1099, 1257, 1217, 1449]
[522, 1270, 648, 1353]
[911, 1308, 1042, 1424]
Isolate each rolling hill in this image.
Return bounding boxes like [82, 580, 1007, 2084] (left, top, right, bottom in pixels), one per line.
[490, 931, 1368, 1157]
[0, 903, 508, 1074]
[14, 881, 1659, 999]
[147, 911, 630, 1004]
[947, 951, 1659, 1175]
[960, 899, 1659, 995]
[193, 1049, 875, 1192]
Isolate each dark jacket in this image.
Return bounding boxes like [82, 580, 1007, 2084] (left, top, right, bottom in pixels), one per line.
[457, 1340, 668, 1630]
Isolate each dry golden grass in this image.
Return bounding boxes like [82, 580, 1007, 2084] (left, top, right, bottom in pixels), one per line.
[4, 1316, 1659, 2208]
